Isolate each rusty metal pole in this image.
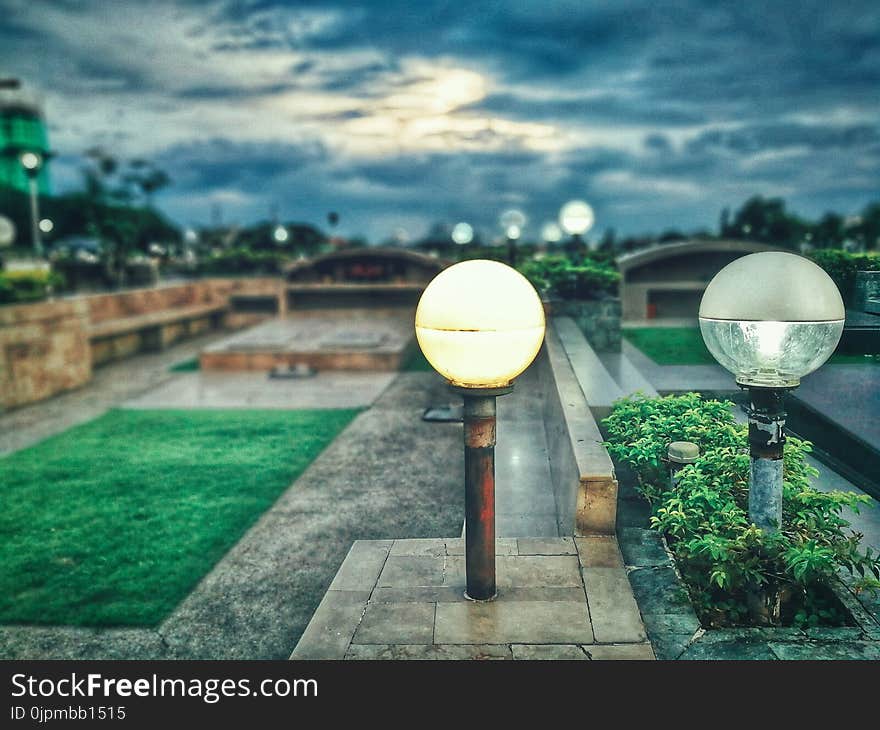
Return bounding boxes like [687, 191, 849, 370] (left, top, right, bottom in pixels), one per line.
[746, 386, 789, 533]
[452, 384, 513, 601]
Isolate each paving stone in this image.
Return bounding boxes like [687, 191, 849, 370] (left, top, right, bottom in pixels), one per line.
[700, 627, 805, 643]
[680, 640, 776, 660]
[390, 539, 446, 557]
[517, 537, 576, 555]
[376, 556, 445, 588]
[586, 643, 656, 660]
[769, 641, 880, 660]
[805, 627, 867, 640]
[495, 587, 589, 602]
[289, 591, 368, 659]
[434, 601, 594, 645]
[444, 555, 583, 588]
[511, 644, 589, 660]
[353, 603, 435, 645]
[642, 613, 701, 636]
[445, 538, 518, 556]
[346, 644, 512, 660]
[582, 567, 646, 643]
[371, 586, 587, 603]
[328, 540, 392, 591]
[649, 633, 693, 661]
[575, 536, 624, 568]
[371, 586, 466, 603]
[618, 528, 671, 567]
[626, 566, 693, 615]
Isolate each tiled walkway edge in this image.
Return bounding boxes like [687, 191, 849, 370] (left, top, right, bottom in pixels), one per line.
[291, 537, 654, 660]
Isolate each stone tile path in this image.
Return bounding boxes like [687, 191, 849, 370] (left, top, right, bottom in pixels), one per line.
[121, 371, 397, 410]
[291, 537, 653, 660]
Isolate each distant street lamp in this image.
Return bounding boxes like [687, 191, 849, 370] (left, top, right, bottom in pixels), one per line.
[38, 218, 53, 234]
[451, 222, 474, 246]
[499, 209, 526, 267]
[541, 221, 563, 246]
[416, 260, 545, 600]
[559, 200, 594, 257]
[699, 252, 844, 532]
[20, 151, 43, 257]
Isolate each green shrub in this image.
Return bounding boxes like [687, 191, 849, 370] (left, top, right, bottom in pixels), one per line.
[808, 249, 880, 303]
[199, 248, 287, 275]
[603, 392, 880, 627]
[0, 270, 65, 304]
[518, 255, 620, 300]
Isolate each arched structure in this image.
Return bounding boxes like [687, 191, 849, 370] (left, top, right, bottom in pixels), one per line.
[617, 239, 785, 321]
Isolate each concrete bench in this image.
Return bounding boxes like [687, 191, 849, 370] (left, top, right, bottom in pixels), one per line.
[88, 302, 228, 365]
[537, 320, 619, 535]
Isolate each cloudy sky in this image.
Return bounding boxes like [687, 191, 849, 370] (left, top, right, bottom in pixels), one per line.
[1, 0, 878, 241]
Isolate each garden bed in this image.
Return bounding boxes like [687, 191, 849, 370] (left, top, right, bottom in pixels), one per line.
[604, 392, 880, 659]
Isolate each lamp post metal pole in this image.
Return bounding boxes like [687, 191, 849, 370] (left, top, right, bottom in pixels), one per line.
[506, 236, 517, 268]
[26, 173, 42, 258]
[746, 386, 789, 533]
[453, 384, 512, 601]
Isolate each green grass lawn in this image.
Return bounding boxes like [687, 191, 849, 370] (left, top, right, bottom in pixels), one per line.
[0, 408, 358, 627]
[624, 327, 880, 366]
[168, 357, 200, 372]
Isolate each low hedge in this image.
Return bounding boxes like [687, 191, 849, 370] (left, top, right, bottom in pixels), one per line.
[603, 392, 880, 628]
[808, 249, 880, 304]
[518, 254, 620, 300]
[0, 270, 65, 305]
[198, 248, 289, 276]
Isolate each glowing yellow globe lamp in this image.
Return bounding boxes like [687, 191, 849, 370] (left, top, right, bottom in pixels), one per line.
[415, 259, 545, 388]
[414, 258, 546, 601]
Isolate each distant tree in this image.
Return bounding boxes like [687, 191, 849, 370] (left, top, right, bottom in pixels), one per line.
[852, 202, 880, 251]
[812, 212, 846, 249]
[598, 227, 617, 253]
[719, 207, 731, 237]
[728, 195, 806, 249]
[658, 229, 685, 242]
[80, 147, 176, 286]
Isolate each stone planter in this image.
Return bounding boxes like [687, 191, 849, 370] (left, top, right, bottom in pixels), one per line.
[547, 296, 622, 353]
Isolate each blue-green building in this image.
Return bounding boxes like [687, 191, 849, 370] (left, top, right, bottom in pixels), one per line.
[0, 79, 51, 195]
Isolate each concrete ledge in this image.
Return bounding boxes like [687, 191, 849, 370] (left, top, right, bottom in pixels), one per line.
[552, 317, 623, 420]
[539, 322, 618, 535]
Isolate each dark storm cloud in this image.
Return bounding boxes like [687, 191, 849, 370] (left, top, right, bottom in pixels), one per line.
[686, 123, 880, 155]
[1, 0, 878, 238]
[154, 138, 328, 191]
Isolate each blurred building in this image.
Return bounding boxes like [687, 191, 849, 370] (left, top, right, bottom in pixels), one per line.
[0, 78, 51, 195]
[617, 239, 783, 321]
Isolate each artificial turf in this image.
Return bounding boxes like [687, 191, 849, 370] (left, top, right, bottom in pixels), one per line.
[624, 326, 880, 366]
[0, 407, 358, 627]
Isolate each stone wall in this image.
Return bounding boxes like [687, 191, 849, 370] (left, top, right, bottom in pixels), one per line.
[548, 297, 622, 353]
[0, 277, 285, 411]
[0, 299, 92, 410]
